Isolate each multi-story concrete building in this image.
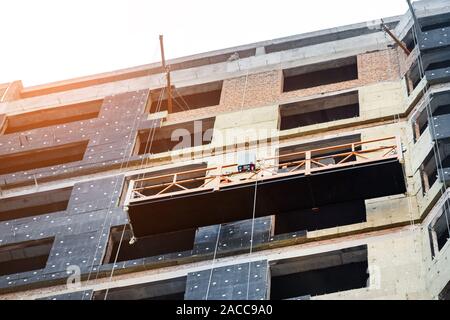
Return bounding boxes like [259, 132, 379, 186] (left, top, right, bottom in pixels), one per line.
[0, 0, 449, 300]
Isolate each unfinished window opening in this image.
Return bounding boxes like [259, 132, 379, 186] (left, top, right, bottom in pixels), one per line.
[412, 91, 450, 141]
[406, 67, 423, 94]
[148, 81, 222, 114]
[2, 100, 102, 135]
[402, 29, 416, 52]
[412, 108, 430, 142]
[280, 91, 359, 130]
[0, 140, 89, 175]
[439, 281, 450, 300]
[270, 245, 368, 299]
[420, 12, 450, 32]
[135, 118, 215, 155]
[429, 201, 450, 256]
[421, 141, 450, 193]
[93, 277, 186, 300]
[421, 46, 450, 75]
[275, 200, 366, 235]
[433, 211, 450, 251]
[0, 188, 72, 222]
[426, 59, 450, 72]
[282, 57, 358, 92]
[103, 225, 196, 264]
[420, 150, 438, 193]
[277, 134, 361, 171]
[0, 238, 54, 276]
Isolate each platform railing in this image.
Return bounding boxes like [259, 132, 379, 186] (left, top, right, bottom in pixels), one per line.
[125, 136, 402, 205]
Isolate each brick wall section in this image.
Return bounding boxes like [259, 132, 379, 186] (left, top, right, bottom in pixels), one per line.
[166, 70, 282, 124]
[166, 49, 401, 125]
[358, 49, 400, 83]
[220, 70, 283, 109]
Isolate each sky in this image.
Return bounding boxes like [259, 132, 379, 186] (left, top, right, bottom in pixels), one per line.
[0, 0, 411, 87]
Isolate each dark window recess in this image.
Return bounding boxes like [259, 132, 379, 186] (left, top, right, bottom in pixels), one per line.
[0, 188, 71, 222]
[148, 81, 222, 114]
[280, 91, 359, 130]
[136, 118, 215, 155]
[282, 57, 358, 92]
[439, 281, 450, 300]
[270, 245, 368, 299]
[435, 214, 450, 251]
[406, 67, 423, 94]
[433, 104, 450, 116]
[276, 136, 367, 236]
[275, 200, 366, 235]
[0, 238, 54, 276]
[3, 100, 102, 134]
[0, 141, 89, 175]
[402, 29, 416, 52]
[431, 206, 450, 252]
[420, 142, 450, 193]
[426, 59, 450, 72]
[412, 108, 430, 142]
[419, 12, 450, 32]
[103, 225, 196, 264]
[93, 277, 186, 300]
[420, 151, 438, 193]
[412, 91, 450, 142]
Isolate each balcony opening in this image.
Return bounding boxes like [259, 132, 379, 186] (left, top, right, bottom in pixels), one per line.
[102, 225, 195, 264]
[148, 81, 222, 114]
[282, 57, 358, 92]
[270, 245, 368, 299]
[0, 238, 54, 276]
[135, 117, 215, 155]
[93, 277, 186, 300]
[2, 100, 102, 135]
[280, 91, 359, 130]
[274, 200, 366, 235]
[0, 141, 89, 175]
[0, 188, 72, 222]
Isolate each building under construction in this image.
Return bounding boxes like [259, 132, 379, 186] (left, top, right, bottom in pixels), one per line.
[0, 0, 450, 300]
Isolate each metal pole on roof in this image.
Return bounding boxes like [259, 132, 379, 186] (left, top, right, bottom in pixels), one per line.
[159, 34, 173, 114]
